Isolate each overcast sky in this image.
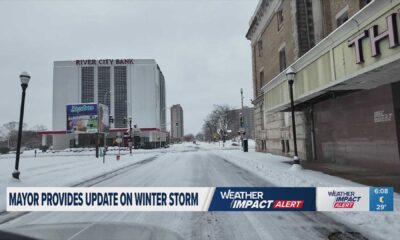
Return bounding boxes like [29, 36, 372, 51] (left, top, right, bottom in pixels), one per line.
[0, 0, 258, 135]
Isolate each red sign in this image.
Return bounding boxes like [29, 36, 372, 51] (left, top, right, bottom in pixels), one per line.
[75, 59, 134, 65]
[334, 202, 355, 208]
[273, 200, 304, 209]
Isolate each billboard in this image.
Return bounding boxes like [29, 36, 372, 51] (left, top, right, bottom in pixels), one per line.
[66, 103, 99, 134]
[66, 103, 110, 134]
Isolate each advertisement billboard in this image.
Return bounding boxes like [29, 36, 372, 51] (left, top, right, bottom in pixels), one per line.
[66, 103, 98, 134]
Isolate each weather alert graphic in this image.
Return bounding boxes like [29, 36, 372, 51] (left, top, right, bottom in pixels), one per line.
[317, 187, 369, 211]
[208, 187, 316, 211]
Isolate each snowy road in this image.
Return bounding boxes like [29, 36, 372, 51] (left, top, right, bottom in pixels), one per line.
[0, 145, 371, 240]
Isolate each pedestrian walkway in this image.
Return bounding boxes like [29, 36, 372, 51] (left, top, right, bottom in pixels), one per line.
[298, 161, 400, 192]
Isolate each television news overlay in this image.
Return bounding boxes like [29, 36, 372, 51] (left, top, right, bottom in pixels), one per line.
[7, 187, 393, 212]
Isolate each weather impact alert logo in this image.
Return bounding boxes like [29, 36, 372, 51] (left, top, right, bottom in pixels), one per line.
[328, 190, 362, 209]
[208, 187, 315, 211]
[317, 187, 370, 211]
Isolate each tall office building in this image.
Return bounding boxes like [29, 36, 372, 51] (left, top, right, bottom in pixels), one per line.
[41, 58, 166, 149]
[227, 107, 255, 139]
[170, 104, 184, 141]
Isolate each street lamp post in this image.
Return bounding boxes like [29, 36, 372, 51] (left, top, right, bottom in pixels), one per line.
[13, 71, 31, 179]
[128, 116, 132, 154]
[240, 88, 244, 148]
[286, 67, 300, 165]
[175, 122, 179, 141]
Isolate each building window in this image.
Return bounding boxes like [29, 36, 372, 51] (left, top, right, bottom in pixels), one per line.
[285, 140, 290, 153]
[81, 67, 94, 103]
[259, 70, 264, 90]
[360, 0, 371, 8]
[279, 48, 286, 72]
[257, 40, 263, 57]
[281, 140, 285, 153]
[336, 6, 349, 27]
[260, 106, 264, 130]
[114, 66, 127, 128]
[98, 66, 111, 109]
[277, 9, 283, 31]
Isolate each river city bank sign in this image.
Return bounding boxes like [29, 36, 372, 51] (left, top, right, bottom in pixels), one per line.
[75, 59, 134, 65]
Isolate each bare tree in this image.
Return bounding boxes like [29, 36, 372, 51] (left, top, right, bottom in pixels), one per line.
[0, 122, 46, 149]
[202, 105, 235, 142]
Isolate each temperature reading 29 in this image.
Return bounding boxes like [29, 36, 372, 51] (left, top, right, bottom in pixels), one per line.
[376, 204, 387, 211]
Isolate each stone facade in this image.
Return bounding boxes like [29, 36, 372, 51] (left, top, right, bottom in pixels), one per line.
[246, 0, 365, 160]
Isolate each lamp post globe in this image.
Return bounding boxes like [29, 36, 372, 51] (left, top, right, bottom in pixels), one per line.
[286, 66, 295, 85]
[19, 71, 31, 86]
[285, 67, 300, 165]
[13, 71, 31, 179]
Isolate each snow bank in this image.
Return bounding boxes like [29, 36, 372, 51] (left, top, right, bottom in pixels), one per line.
[203, 143, 400, 240]
[0, 143, 197, 212]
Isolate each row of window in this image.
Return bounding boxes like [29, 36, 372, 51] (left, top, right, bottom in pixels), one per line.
[80, 66, 127, 128]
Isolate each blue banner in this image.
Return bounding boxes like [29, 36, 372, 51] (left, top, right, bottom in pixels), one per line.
[208, 187, 316, 211]
[369, 187, 393, 211]
[66, 104, 97, 116]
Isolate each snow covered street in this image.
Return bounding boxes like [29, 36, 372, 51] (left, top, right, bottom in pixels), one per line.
[0, 142, 399, 239]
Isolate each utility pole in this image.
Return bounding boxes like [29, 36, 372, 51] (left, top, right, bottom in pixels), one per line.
[129, 117, 132, 155]
[241, 88, 244, 111]
[240, 88, 244, 148]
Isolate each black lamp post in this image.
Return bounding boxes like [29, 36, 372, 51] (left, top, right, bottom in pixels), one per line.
[13, 71, 31, 179]
[128, 116, 132, 154]
[286, 67, 300, 165]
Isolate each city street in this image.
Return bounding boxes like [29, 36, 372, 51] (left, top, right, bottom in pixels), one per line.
[1, 143, 396, 240]
[1, 1, 400, 239]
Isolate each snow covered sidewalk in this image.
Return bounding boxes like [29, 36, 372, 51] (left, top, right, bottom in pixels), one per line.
[0, 150, 162, 212]
[203, 142, 400, 240]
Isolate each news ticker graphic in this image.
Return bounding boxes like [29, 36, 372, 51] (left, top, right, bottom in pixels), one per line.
[6, 187, 393, 212]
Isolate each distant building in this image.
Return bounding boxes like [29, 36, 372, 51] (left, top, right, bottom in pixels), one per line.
[39, 59, 167, 149]
[170, 104, 184, 141]
[227, 107, 255, 139]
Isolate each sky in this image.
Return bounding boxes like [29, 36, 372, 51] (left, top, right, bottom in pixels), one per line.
[0, 0, 258, 135]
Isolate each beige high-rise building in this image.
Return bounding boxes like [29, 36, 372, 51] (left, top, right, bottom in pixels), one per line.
[170, 104, 184, 141]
